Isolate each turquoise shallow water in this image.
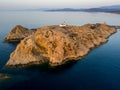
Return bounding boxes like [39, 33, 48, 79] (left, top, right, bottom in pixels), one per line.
[0, 11, 120, 90]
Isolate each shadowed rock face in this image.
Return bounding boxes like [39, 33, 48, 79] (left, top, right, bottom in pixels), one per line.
[6, 23, 116, 67]
[4, 25, 34, 42]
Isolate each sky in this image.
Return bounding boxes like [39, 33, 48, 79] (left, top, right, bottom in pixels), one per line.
[0, 0, 120, 10]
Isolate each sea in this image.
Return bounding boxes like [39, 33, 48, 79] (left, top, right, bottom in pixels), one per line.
[0, 11, 120, 90]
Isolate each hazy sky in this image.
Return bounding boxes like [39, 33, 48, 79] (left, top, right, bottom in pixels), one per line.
[0, 0, 120, 10]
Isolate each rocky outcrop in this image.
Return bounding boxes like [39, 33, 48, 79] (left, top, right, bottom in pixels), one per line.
[4, 25, 34, 42]
[0, 74, 10, 79]
[6, 23, 116, 67]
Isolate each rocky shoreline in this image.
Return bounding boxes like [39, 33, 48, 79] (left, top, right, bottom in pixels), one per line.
[5, 23, 116, 68]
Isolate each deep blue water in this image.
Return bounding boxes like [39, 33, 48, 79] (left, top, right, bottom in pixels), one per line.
[0, 11, 120, 90]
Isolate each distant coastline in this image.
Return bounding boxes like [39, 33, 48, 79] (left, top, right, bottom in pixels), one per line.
[44, 5, 120, 14]
[1, 5, 120, 14]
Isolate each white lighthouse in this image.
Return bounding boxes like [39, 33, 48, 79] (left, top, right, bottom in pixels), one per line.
[59, 21, 67, 27]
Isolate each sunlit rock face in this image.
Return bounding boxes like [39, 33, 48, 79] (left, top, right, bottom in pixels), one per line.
[6, 23, 116, 67]
[4, 25, 34, 42]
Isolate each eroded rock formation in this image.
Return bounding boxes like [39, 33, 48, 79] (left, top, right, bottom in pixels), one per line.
[4, 25, 34, 42]
[6, 23, 116, 67]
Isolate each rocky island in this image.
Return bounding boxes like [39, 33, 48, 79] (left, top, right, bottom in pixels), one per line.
[5, 23, 116, 68]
